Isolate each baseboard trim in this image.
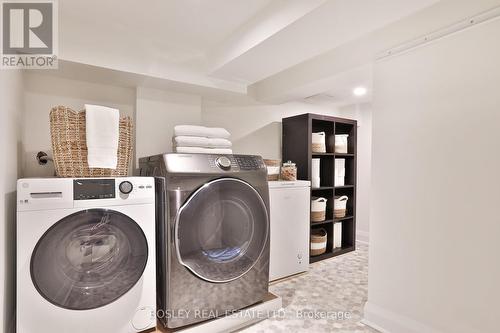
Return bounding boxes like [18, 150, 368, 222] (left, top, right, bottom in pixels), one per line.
[363, 302, 443, 333]
[157, 293, 282, 333]
[361, 318, 391, 333]
[356, 230, 370, 244]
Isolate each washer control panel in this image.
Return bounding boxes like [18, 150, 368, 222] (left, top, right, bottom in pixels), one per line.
[74, 179, 116, 200]
[73, 178, 154, 200]
[17, 177, 155, 212]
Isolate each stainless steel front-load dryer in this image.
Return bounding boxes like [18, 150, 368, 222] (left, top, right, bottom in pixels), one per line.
[139, 153, 270, 328]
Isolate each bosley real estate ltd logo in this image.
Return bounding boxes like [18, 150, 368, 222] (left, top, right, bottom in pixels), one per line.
[1, 0, 58, 69]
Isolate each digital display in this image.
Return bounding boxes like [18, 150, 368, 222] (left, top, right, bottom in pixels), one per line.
[235, 156, 262, 170]
[73, 179, 116, 200]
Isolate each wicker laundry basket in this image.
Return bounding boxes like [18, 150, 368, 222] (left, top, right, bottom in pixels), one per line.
[334, 196, 348, 218]
[310, 228, 327, 256]
[49, 106, 133, 177]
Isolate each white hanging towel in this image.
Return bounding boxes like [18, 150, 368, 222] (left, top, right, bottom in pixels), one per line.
[174, 125, 230, 139]
[85, 104, 119, 168]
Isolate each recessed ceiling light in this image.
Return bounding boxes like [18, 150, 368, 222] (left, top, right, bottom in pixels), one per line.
[353, 86, 367, 97]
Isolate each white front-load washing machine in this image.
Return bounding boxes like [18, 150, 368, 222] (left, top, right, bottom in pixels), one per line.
[17, 177, 156, 333]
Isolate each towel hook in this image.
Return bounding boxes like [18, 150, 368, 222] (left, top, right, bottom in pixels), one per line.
[36, 151, 53, 165]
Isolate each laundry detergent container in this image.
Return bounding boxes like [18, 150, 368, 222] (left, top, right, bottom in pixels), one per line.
[311, 197, 327, 222]
[312, 132, 326, 153]
[334, 196, 348, 218]
[310, 229, 327, 256]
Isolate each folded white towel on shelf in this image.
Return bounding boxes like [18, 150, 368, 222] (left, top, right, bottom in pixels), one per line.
[174, 125, 230, 139]
[175, 146, 233, 155]
[207, 137, 232, 148]
[85, 104, 119, 168]
[173, 136, 232, 148]
[173, 136, 209, 148]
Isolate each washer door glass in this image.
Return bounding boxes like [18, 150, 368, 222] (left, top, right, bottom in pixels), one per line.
[31, 209, 148, 310]
[175, 178, 268, 283]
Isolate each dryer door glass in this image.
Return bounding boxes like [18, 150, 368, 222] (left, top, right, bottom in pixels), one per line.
[31, 209, 148, 310]
[176, 178, 269, 283]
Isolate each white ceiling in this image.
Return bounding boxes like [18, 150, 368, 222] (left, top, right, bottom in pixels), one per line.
[58, 0, 441, 103]
[60, 0, 272, 68]
[210, 0, 440, 84]
[303, 65, 373, 107]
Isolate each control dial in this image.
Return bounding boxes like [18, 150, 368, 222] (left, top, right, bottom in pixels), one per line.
[119, 181, 133, 194]
[216, 156, 232, 170]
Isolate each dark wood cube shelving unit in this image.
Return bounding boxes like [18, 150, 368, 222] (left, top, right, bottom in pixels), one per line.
[282, 113, 357, 263]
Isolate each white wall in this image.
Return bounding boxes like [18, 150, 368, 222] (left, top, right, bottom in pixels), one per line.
[23, 73, 135, 177]
[365, 18, 500, 333]
[135, 87, 202, 167]
[338, 103, 372, 243]
[0, 71, 24, 333]
[22, 75, 205, 176]
[202, 100, 372, 240]
[20, 73, 372, 241]
[201, 101, 342, 159]
[20, 75, 371, 242]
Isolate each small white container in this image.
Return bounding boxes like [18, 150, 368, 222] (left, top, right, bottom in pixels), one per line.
[334, 223, 342, 248]
[311, 197, 327, 222]
[335, 134, 349, 153]
[335, 158, 345, 186]
[312, 177, 320, 188]
[312, 132, 326, 153]
[334, 196, 348, 218]
[267, 166, 280, 179]
[311, 158, 320, 188]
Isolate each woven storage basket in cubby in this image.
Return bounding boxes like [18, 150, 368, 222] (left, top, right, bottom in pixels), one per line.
[310, 228, 327, 256]
[49, 106, 133, 177]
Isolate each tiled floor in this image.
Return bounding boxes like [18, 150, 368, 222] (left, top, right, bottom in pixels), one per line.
[240, 243, 378, 333]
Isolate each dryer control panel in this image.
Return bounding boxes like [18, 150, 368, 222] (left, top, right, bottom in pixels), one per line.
[207, 155, 265, 171]
[163, 153, 266, 174]
[234, 155, 263, 170]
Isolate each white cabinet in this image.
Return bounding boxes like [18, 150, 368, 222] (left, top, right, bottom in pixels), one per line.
[268, 181, 310, 281]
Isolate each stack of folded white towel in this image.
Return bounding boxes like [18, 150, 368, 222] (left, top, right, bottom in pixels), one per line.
[173, 125, 233, 154]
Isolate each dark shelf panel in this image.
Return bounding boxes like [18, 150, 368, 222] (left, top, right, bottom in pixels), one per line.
[309, 251, 334, 263]
[308, 113, 357, 124]
[309, 246, 355, 263]
[311, 219, 333, 226]
[335, 185, 354, 189]
[332, 246, 355, 256]
[311, 186, 334, 191]
[312, 153, 335, 156]
[334, 215, 354, 222]
[312, 154, 355, 157]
